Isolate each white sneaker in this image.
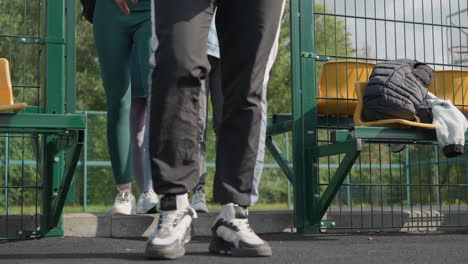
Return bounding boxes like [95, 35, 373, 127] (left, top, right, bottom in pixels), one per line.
[191, 186, 209, 213]
[136, 189, 159, 214]
[209, 203, 272, 257]
[145, 193, 197, 260]
[110, 189, 136, 215]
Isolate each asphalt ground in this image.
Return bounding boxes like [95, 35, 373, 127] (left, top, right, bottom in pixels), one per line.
[1, 233, 468, 264]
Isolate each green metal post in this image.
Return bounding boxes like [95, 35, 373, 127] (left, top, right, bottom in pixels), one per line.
[286, 133, 291, 209]
[405, 148, 411, 206]
[41, 135, 61, 233]
[42, 0, 66, 236]
[3, 137, 8, 214]
[51, 131, 84, 227]
[65, 0, 77, 114]
[291, 0, 319, 233]
[83, 112, 88, 212]
[434, 146, 440, 206]
[346, 174, 351, 208]
[64, 0, 78, 204]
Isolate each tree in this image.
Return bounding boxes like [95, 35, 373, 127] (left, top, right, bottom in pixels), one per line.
[267, 3, 352, 115]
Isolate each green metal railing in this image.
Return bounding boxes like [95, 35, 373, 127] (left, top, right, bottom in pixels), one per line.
[0, 0, 85, 240]
[72, 111, 294, 211]
[267, 0, 468, 233]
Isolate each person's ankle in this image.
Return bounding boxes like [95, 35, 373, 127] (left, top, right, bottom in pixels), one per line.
[160, 193, 190, 211]
[117, 183, 131, 192]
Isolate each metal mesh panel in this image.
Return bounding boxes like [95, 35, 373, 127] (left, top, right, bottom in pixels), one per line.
[313, 0, 468, 231]
[0, 0, 83, 240]
[0, 0, 46, 240]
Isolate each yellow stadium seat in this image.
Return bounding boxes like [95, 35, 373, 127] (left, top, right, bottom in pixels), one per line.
[317, 61, 375, 116]
[353, 82, 436, 129]
[428, 70, 468, 114]
[0, 58, 28, 113]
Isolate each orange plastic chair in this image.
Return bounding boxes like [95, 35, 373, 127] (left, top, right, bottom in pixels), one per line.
[353, 82, 436, 129]
[428, 70, 468, 114]
[0, 58, 28, 113]
[317, 61, 375, 116]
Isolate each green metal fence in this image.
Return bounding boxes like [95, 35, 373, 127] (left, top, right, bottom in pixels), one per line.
[267, 0, 468, 233]
[0, 0, 85, 240]
[55, 112, 293, 212]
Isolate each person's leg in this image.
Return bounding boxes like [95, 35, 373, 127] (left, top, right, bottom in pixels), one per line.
[131, 12, 159, 213]
[130, 10, 154, 193]
[149, 0, 214, 196]
[209, 0, 285, 257]
[190, 57, 214, 213]
[207, 41, 282, 207]
[129, 53, 147, 192]
[208, 55, 223, 138]
[93, 0, 135, 214]
[214, 0, 284, 207]
[250, 8, 284, 206]
[130, 97, 147, 190]
[145, 0, 215, 260]
[190, 54, 221, 213]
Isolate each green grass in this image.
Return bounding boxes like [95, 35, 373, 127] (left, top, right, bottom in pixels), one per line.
[0, 203, 292, 215]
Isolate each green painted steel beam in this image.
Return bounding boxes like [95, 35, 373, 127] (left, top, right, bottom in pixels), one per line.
[0, 114, 85, 129]
[65, 0, 77, 113]
[317, 116, 354, 128]
[313, 140, 362, 157]
[271, 114, 292, 123]
[353, 126, 468, 143]
[295, 0, 319, 234]
[266, 120, 293, 136]
[314, 140, 361, 224]
[45, 0, 65, 114]
[0, 129, 70, 134]
[290, 0, 306, 232]
[266, 136, 294, 184]
[51, 131, 84, 227]
[331, 130, 353, 143]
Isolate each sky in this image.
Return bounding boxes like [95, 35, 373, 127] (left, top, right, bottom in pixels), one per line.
[318, 0, 468, 68]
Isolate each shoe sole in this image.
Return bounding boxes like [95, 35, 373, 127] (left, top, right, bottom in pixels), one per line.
[193, 207, 209, 213]
[144, 226, 192, 260]
[209, 236, 272, 257]
[145, 245, 185, 260]
[191, 203, 209, 213]
[110, 209, 135, 215]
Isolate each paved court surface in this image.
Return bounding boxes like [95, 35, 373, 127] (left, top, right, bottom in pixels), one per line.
[1, 233, 468, 264]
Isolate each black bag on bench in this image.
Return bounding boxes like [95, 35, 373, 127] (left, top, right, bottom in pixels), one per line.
[363, 59, 434, 123]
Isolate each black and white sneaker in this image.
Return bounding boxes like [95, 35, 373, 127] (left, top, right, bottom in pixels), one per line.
[209, 203, 272, 257]
[145, 193, 197, 260]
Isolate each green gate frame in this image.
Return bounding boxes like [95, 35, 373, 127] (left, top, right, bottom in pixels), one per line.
[266, 0, 468, 234]
[0, 0, 85, 239]
[267, 0, 361, 234]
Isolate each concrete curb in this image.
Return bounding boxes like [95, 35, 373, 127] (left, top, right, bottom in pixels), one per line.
[5, 208, 468, 238]
[63, 210, 295, 238]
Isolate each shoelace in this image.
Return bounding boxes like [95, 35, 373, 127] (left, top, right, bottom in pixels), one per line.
[231, 218, 254, 232]
[116, 191, 131, 204]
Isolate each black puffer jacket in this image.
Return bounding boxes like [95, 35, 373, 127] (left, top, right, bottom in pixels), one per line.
[364, 59, 434, 122]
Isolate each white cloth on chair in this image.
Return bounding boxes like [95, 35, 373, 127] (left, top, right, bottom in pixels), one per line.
[425, 92, 468, 157]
